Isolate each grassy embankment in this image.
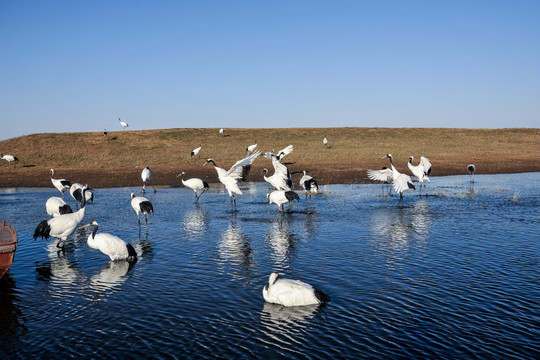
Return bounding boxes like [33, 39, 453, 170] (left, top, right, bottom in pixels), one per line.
[0, 128, 538, 188]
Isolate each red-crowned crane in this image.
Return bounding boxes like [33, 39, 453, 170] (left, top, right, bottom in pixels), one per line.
[468, 164, 476, 183]
[246, 140, 257, 154]
[119, 118, 128, 130]
[34, 185, 90, 248]
[191, 144, 202, 157]
[204, 151, 260, 209]
[46, 197, 73, 217]
[385, 154, 415, 201]
[1, 153, 18, 166]
[80, 221, 137, 262]
[50, 169, 71, 198]
[141, 167, 156, 193]
[408, 156, 432, 196]
[267, 190, 300, 212]
[131, 193, 154, 226]
[178, 171, 209, 202]
[297, 170, 319, 199]
[263, 272, 330, 307]
[323, 134, 328, 148]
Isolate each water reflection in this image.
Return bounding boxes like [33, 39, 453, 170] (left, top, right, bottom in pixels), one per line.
[217, 216, 253, 276]
[265, 215, 297, 265]
[260, 302, 319, 334]
[0, 274, 27, 342]
[182, 205, 209, 238]
[300, 210, 319, 239]
[35, 242, 84, 289]
[89, 261, 134, 297]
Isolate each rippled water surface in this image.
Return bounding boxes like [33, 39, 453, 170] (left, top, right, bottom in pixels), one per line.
[1, 173, 539, 359]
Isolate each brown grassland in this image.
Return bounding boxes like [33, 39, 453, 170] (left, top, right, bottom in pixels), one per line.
[0, 127, 538, 188]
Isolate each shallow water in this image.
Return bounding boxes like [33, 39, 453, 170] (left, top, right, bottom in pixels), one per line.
[1, 173, 539, 359]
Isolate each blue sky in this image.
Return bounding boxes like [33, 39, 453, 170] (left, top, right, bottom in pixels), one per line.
[1, 1, 539, 140]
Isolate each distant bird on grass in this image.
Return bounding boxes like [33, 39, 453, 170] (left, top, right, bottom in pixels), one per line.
[323, 134, 328, 148]
[408, 156, 431, 196]
[50, 169, 71, 198]
[1, 153, 18, 166]
[246, 140, 257, 154]
[219, 128, 225, 135]
[468, 164, 476, 183]
[191, 144, 202, 157]
[131, 193, 154, 226]
[385, 154, 415, 201]
[178, 171, 209, 202]
[204, 151, 261, 209]
[103, 129, 108, 136]
[80, 220, 137, 263]
[267, 190, 300, 212]
[263, 272, 330, 307]
[119, 118, 128, 130]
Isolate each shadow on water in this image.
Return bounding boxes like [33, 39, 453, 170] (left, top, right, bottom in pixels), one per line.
[0, 273, 28, 353]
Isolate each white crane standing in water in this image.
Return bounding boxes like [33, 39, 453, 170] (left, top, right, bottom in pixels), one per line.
[263, 272, 331, 307]
[80, 220, 137, 262]
[267, 190, 300, 212]
[131, 193, 154, 226]
[177, 172, 209, 202]
[34, 185, 90, 249]
[141, 167, 156, 193]
[407, 156, 432, 196]
[468, 164, 476, 183]
[204, 151, 261, 210]
[385, 154, 415, 201]
[50, 169, 71, 198]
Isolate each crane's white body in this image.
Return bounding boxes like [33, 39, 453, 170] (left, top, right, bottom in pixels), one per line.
[1, 153, 18, 164]
[323, 135, 328, 147]
[84, 221, 136, 261]
[46, 196, 72, 217]
[191, 144, 202, 157]
[179, 172, 209, 202]
[386, 154, 415, 199]
[50, 169, 71, 197]
[205, 151, 260, 208]
[299, 170, 319, 197]
[263, 272, 329, 307]
[263, 168, 291, 191]
[130, 193, 153, 225]
[408, 156, 431, 183]
[70, 183, 84, 205]
[267, 190, 300, 212]
[367, 167, 393, 183]
[141, 167, 151, 192]
[246, 141, 257, 154]
[119, 118, 128, 129]
[219, 128, 224, 135]
[468, 164, 476, 183]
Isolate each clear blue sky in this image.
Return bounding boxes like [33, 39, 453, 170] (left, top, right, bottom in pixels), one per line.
[1, 0, 539, 140]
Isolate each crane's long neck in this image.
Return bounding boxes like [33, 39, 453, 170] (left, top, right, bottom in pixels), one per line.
[91, 224, 98, 239]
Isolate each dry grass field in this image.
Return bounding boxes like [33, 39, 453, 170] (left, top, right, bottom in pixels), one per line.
[0, 128, 538, 188]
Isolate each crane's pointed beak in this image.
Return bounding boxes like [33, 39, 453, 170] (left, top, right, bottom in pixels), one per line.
[79, 223, 92, 229]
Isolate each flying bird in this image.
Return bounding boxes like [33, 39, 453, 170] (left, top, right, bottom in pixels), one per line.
[178, 171, 209, 202]
[34, 185, 90, 248]
[50, 169, 71, 198]
[408, 156, 432, 196]
[267, 190, 300, 212]
[385, 154, 415, 201]
[131, 193, 154, 226]
[263, 272, 330, 307]
[204, 151, 261, 209]
[80, 221, 137, 262]
[119, 118, 128, 129]
[46, 197, 73, 217]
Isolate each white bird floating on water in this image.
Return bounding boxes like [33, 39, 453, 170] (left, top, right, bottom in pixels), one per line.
[298, 170, 319, 199]
[263, 272, 331, 307]
[80, 221, 137, 263]
[246, 140, 257, 154]
[141, 167, 156, 193]
[131, 193, 154, 226]
[204, 151, 261, 209]
[408, 156, 431, 196]
[385, 154, 415, 201]
[468, 164, 476, 183]
[119, 118, 128, 130]
[191, 144, 202, 157]
[50, 169, 71, 198]
[1, 153, 18, 166]
[34, 185, 90, 248]
[178, 171, 209, 202]
[267, 190, 300, 212]
[46, 197, 73, 217]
